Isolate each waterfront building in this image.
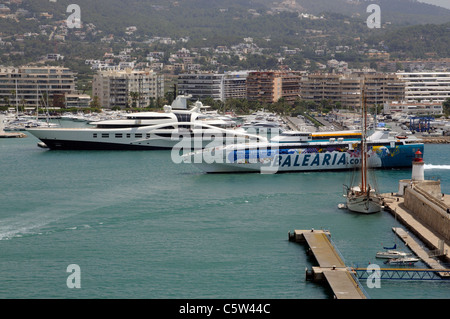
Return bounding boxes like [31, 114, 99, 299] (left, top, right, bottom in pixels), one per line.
[177, 73, 225, 101]
[300, 73, 343, 105]
[246, 70, 302, 104]
[300, 73, 405, 108]
[396, 72, 450, 103]
[65, 93, 91, 108]
[0, 66, 76, 108]
[246, 71, 283, 104]
[280, 71, 302, 103]
[223, 71, 249, 100]
[178, 71, 253, 102]
[92, 68, 164, 109]
[383, 101, 443, 115]
[364, 73, 405, 106]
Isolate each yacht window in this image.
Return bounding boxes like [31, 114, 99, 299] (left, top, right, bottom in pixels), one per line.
[115, 133, 123, 138]
[102, 133, 109, 138]
[155, 133, 174, 138]
[126, 133, 131, 138]
[175, 114, 192, 123]
[127, 116, 172, 120]
[135, 133, 142, 138]
[146, 133, 151, 138]
[93, 133, 97, 138]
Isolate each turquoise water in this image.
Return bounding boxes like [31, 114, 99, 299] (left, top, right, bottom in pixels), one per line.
[0, 131, 449, 299]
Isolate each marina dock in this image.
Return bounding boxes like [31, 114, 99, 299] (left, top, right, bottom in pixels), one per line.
[0, 131, 27, 138]
[0, 114, 27, 138]
[392, 227, 450, 278]
[289, 229, 368, 299]
[382, 192, 450, 278]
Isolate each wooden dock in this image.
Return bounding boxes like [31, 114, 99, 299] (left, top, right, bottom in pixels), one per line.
[289, 229, 367, 299]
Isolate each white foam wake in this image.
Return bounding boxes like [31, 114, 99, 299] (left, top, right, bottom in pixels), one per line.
[424, 164, 450, 170]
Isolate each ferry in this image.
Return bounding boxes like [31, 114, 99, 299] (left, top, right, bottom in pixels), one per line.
[271, 130, 361, 143]
[182, 130, 424, 174]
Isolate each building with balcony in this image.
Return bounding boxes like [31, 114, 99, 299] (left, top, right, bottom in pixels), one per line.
[300, 73, 405, 108]
[383, 101, 443, 115]
[396, 72, 450, 103]
[65, 93, 91, 108]
[92, 68, 164, 109]
[246, 71, 283, 104]
[177, 73, 225, 101]
[0, 66, 76, 108]
[223, 71, 249, 100]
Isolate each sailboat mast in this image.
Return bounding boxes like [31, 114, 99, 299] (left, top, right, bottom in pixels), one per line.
[15, 79, 19, 118]
[361, 86, 367, 193]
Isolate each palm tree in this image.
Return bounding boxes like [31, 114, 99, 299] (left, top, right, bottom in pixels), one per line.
[129, 91, 139, 108]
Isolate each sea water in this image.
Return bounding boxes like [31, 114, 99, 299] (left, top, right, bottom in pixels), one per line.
[0, 130, 449, 299]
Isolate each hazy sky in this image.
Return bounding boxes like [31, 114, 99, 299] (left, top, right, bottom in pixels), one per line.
[417, 0, 450, 10]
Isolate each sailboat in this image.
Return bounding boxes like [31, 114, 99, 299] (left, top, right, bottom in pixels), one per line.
[344, 88, 382, 214]
[376, 244, 412, 259]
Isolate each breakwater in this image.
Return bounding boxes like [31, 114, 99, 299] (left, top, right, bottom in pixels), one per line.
[418, 136, 450, 144]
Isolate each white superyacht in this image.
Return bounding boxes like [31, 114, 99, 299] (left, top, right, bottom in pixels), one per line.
[27, 95, 265, 150]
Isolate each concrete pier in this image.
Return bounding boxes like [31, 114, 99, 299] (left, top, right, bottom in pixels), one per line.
[380, 173, 450, 281]
[289, 229, 367, 299]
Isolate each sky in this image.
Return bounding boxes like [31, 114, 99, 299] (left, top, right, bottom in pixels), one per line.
[417, 0, 450, 10]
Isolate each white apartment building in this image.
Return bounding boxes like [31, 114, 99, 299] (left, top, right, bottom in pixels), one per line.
[383, 101, 443, 115]
[396, 72, 450, 103]
[177, 71, 250, 102]
[0, 66, 76, 107]
[92, 69, 164, 109]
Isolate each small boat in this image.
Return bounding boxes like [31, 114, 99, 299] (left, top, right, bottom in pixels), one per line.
[376, 250, 412, 259]
[384, 257, 420, 265]
[37, 142, 48, 149]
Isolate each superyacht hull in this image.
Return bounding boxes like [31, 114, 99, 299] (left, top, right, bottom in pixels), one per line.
[26, 127, 177, 150]
[26, 122, 263, 151]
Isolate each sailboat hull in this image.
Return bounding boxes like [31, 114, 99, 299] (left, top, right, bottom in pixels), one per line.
[346, 194, 382, 214]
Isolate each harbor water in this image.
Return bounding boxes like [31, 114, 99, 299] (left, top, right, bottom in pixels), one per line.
[0, 130, 449, 299]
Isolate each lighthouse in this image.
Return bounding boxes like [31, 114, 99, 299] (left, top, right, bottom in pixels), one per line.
[411, 150, 424, 181]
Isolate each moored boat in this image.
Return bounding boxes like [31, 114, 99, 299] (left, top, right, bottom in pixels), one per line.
[376, 250, 412, 259]
[384, 257, 420, 265]
[344, 88, 382, 214]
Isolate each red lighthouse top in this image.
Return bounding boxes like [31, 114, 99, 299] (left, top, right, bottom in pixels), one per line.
[414, 150, 423, 162]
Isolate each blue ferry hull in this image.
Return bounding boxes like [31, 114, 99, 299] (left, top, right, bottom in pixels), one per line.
[186, 142, 425, 173]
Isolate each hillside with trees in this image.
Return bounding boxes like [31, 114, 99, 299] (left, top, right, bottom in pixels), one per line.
[1, 0, 449, 70]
